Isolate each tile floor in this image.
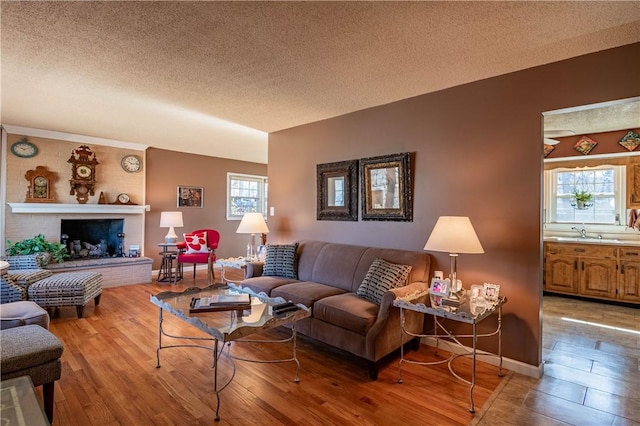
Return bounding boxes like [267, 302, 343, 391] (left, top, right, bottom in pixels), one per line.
[472, 295, 640, 426]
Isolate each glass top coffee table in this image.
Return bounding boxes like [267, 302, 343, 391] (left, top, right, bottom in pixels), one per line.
[150, 283, 310, 422]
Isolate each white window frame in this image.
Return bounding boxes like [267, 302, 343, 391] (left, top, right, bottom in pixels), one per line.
[544, 164, 625, 226]
[226, 173, 268, 220]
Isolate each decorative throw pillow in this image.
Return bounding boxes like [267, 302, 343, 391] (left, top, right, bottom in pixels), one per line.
[183, 232, 209, 254]
[262, 243, 299, 279]
[356, 258, 413, 304]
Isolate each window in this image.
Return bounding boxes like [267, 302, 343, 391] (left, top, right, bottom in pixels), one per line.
[545, 165, 624, 225]
[226, 173, 268, 220]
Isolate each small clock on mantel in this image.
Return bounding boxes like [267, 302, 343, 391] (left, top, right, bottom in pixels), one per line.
[68, 145, 99, 204]
[111, 193, 136, 205]
[25, 166, 58, 203]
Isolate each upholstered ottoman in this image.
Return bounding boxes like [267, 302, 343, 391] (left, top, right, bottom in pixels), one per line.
[28, 272, 103, 318]
[0, 324, 64, 423]
[0, 301, 50, 330]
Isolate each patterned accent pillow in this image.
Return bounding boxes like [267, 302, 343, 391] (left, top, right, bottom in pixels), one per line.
[183, 232, 208, 254]
[356, 258, 413, 304]
[262, 243, 299, 279]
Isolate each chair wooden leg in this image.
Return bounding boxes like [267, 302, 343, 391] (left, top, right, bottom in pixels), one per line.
[193, 265, 196, 279]
[76, 305, 84, 318]
[94, 294, 101, 306]
[43, 381, 55, 424]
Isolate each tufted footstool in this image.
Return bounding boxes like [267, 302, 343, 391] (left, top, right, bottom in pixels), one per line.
[0, 324, 64, 423]
[28, 272, 103, 318]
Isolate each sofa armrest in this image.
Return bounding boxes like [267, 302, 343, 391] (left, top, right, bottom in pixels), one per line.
[244, 261, 264, 279]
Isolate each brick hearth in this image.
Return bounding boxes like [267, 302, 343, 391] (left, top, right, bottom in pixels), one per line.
[45, 257, 152, 288]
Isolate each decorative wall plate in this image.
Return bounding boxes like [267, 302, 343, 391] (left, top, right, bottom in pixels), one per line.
[619, 130, 640, 152]
[574, 136, 597, 155]
[543, 143, 555, 158]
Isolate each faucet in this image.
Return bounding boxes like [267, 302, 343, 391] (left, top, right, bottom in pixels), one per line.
[571, 225, 587, 238]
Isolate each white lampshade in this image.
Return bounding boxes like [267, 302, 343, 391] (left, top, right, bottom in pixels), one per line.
[160, 211, 183, 243]
[424, 216, 484, 255]
[236, 212, 270, 234]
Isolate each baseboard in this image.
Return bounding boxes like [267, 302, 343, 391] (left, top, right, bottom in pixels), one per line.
[421, 337, 543, 379]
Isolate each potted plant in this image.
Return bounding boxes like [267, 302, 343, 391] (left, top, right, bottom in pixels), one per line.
[572, 190, 594, 210]
[6, 234, 68, 266]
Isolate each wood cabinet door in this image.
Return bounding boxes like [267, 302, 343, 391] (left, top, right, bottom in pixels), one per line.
[545, 254, 578, 294]
[619, 260, 640, 302]
[627, 160, 640, 209]
[579, 258, 618, 299]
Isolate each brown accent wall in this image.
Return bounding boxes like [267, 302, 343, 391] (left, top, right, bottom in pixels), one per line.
[268, 43, 640, 367]
[144, 148, 267, 270]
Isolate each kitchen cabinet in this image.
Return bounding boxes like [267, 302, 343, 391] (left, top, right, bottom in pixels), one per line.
[627, 157, 640, 209]
[619, 248, 640, 303]
[544, 243, 617, 300]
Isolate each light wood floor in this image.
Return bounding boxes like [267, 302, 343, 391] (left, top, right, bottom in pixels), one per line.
[45, 268, 505, 425]
[43, 269, 638, 425]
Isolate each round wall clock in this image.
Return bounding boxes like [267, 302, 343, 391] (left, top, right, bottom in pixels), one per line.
[76, 165, 93, 179]
[11, 138, 38, 158]
[121, 155, 142, 173]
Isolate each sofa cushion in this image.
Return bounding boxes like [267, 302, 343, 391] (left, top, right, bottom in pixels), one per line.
[313, 293, 378, 336]
[240, 276, 300, 296]
[263, 243, 299, 279]
[356, 258, 412, 304]
[271, 281, 346, 308]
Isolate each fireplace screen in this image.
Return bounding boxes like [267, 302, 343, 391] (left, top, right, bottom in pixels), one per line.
[60, 219, 124, 259]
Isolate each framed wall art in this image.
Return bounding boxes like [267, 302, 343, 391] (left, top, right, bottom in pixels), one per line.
[316, 159, 359, 221]
[360, 152, 412, 221]
[177, 186, 203, 208]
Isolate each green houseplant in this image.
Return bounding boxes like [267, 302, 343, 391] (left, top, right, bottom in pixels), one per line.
[572, 190, 594, 209]
[6, 234, 68, 265]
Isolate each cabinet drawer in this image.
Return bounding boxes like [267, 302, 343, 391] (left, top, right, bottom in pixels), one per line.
[620, 247, 640, 259]
[545, 243, 617, 258]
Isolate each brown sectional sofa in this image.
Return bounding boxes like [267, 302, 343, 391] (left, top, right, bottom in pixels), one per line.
[240, 240, 431, 380]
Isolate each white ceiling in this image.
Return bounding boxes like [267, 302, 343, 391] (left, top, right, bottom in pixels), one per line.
[2, 2, 640, 164]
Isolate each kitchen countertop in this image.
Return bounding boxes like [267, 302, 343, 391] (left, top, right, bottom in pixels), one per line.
[544, 236, 640, 246]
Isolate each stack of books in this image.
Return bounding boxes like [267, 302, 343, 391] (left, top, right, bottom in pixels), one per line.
[189, 292, 251, 313]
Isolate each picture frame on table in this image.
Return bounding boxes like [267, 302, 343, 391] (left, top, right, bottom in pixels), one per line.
[177, 186, 203, 208]
[482, 283, 500, 302]
[429, 278, 450, 297]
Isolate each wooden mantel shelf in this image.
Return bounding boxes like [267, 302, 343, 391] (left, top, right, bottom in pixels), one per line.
[8, 203, 150, 214]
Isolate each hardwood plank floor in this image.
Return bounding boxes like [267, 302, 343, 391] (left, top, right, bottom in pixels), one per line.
[44, 268, 505, 425]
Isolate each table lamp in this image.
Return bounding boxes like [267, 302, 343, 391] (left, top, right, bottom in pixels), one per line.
[236, 212, 269, 261]
[160, 211, 184, 243]
[423, 216, 484, 298]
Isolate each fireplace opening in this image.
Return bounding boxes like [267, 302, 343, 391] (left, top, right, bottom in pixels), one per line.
[60, 219, 124, 259]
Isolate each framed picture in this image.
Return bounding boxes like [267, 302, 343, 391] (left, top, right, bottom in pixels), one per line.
[177, 186, 203, 208]
[482, 283, 500, 301]
[360, 152, 412, 221]
[316, 159, 359, 221]
[429, 278, 450, 297]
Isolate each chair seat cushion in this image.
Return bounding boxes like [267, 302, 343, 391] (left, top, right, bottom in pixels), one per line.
[0, 301, 49, 330]
[313, 293, 378, 336]
[177, 252, 211, 263]
[0, 325, 63, 375]
[7, 269, 53, 287]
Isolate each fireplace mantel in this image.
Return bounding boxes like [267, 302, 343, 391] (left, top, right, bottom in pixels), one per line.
[8, 203, 150, 214]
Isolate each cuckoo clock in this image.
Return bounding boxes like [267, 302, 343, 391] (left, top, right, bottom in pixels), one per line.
[25, 166, 58, 203]
[68, 145, 99, 204]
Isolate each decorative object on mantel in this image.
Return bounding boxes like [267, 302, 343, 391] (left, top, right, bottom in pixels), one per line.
[98, 192, 107, 204]
[24, 166, 58, 203]
[543, 143, 555, 158]
[571, 190, 593, 210]
[68, 145, 99, 204]
[10, 137, 38, 158]
[110, 193, 136, 205]
[619, 130, 640, 152]
[573, 136, 598, 155]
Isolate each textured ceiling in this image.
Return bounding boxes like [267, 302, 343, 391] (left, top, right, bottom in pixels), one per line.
[2, 2, 640, 163]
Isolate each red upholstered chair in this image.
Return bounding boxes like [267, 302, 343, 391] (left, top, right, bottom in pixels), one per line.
[176, 229, 220, 284]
